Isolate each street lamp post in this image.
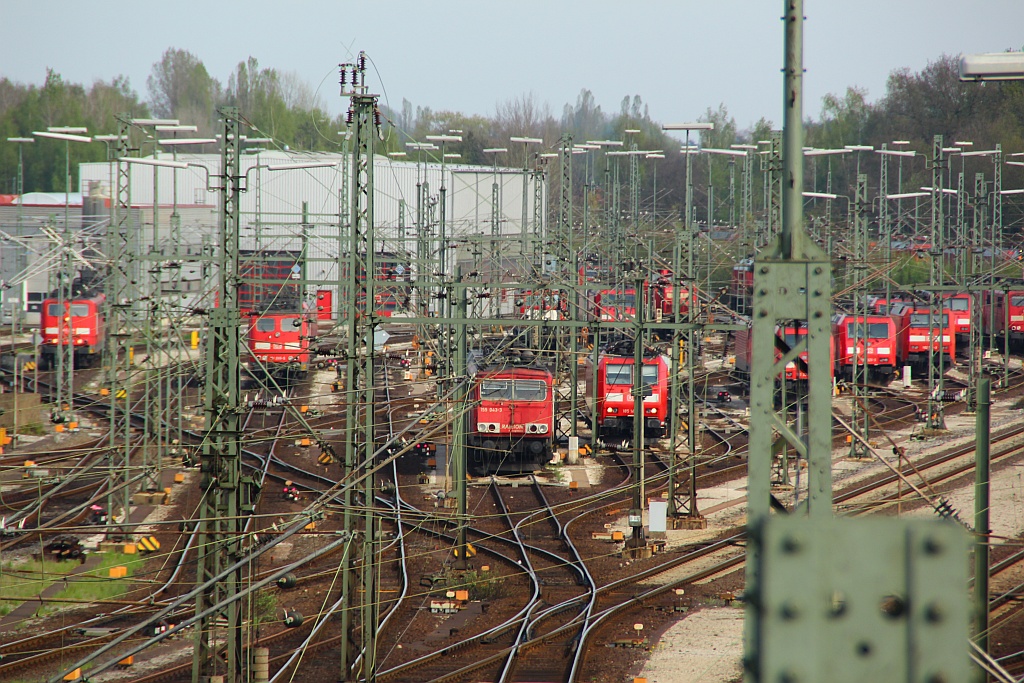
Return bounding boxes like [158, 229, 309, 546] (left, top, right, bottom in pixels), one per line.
[510, 136, 543, 267]
[32, 128, 92, 426]
[662, 122, 713, 526]
[644, 153, 665, 229]
[425, 133, 462, 282]
[406, 141, 437, 322]
[483, 147, 507, 316]
[586, 139, 623, 271]
[4, 136, 33, 322]
[876, 147, 917, 304]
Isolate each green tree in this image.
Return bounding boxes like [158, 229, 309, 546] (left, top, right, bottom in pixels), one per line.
[815, 86, 871, 149]
[699, 103, 738, 149]
[561, 88, 606, 143]
[147, 48, 220, 130]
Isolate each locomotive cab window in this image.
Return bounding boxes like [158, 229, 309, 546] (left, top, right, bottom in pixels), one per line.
[602, 293, 636, 307]
[605, 364, 659, 386]
[46, 303, 90, 317]
[281, 316, 301, 330]
[255, 318, 277, 332]
[513, 379, 547, 401]
[946, 298, 969, 310]
[480, 380, 512, 400]
[1011, 295, 1024, 307]
[909, 313, 949, 327]
[606, 365, 632, 385]
[479, 379, 548, 401]
[782, 332, 805, 349]
[846, 322, 891, 338]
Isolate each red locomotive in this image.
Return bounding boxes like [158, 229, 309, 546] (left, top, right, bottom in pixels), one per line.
[734, 322, 834, 383]
[585, 340, 670, 440]
[983, 290, 1024, 350]
[340, 251, 411, 318]
[594, 277, 695, 326]
[831, 314, 898, 383]
[729, 259, 754, 316]
[866, 295, 895, 315]
[246, 306, 319, 377]
[467, 364, 555, 474]
[942, 292, 973, 342]
[516, 289, 565, 320]
[594, 288, 639, 322]
[239, 250, 302, 318]
[39, 294, 106, 369]
[890, 302, 956, 368]
[652, 270, 697, 323]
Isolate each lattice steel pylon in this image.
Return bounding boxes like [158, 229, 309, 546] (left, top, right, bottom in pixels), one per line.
[52, 218, 76, 427]
[926, 136, 946, 431]
[192, 107, 259, 683]
[556, 136, 581, 443]
[339, 52, 381, 683]
[105, 114, 133, 538]
[849, 174, 870, 458]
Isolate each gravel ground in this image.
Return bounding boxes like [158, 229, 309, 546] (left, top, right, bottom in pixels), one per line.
[640, 607, 745, 683]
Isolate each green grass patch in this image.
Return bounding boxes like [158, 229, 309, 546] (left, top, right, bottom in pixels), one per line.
[18, 422, 46, 436]
[251, 589, 278, 627]
[459, 568, 506, 601]
[0, 551, 144, 618]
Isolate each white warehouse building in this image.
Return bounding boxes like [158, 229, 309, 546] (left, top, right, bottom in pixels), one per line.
[74, 150, 546, 317]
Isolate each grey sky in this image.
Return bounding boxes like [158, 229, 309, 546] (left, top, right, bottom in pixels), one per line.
[4, 1, 1023, 131]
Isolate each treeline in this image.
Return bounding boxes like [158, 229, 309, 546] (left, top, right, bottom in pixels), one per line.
[0, 48, 340, 195]
[3, 49, 1024, 234]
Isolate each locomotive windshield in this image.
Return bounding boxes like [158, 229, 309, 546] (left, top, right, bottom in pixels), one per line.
[601, 293, 636, 308]
[846, 322, 891, 339]
[46, 303, 90, 317]
[255, 317, 277, 332]
[946, 297, 969, 310]
[513, 380, 547, 401]
[909, 313, 949, 327]
[1012, 295, 1024, 307]
[605, 363, 659, 386]
[781, 332, 805, 349]
[479, 379, 548, 401]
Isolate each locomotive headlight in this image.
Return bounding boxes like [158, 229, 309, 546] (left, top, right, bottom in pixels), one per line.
[645, 407, 657, 415]
[606, 407, 617, 414]
[526, 423, 548, 434]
